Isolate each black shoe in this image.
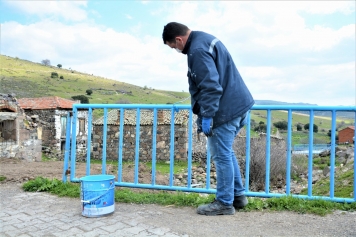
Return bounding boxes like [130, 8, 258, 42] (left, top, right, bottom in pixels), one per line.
[197, 199, 235, 216]
[233, 195, 248, 209]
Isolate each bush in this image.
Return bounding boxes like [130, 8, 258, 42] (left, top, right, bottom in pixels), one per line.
[254, 123, 267, 133]
[57, 64, 62, 68]
[296, 124, 302, 131]
[51, 72, 58, 78]
[304, 123, 318, 133]
[71, 95, 89, 104]
[60, 75, 64, 79]
[86, 89, 93, 95]
[234, 135, 287, 191]
[273, 121, 288, 130]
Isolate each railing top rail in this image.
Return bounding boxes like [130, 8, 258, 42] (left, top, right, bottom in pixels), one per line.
[72, 103, 356, 112]
[251, 105, 356, 111]
[72, 104, 191, 109]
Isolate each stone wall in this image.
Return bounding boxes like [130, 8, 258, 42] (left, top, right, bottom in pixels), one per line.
[92, 124, 188, 162]
[0, 114, 42, 161]
[23, 109, 88, 160]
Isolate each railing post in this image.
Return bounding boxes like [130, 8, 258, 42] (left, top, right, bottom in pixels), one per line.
[86, 108, 92, 176]
[307, 110, 314, 197]
[286, 109, 292, 195]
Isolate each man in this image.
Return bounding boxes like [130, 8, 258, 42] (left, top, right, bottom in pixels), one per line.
[162, 22, 254, 216]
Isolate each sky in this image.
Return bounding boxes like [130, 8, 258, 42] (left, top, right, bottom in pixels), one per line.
[0, 1, 355, 106]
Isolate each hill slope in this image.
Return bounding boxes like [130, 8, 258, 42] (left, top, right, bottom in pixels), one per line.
[0, 55, 190, 105]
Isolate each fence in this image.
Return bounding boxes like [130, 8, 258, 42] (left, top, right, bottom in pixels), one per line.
[63, 104, 356, 203]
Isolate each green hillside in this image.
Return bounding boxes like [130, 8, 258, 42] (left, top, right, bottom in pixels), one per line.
[0, 55, 190, 105]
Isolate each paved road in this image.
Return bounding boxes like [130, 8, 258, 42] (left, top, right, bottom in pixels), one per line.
[1, 184, 356, 237]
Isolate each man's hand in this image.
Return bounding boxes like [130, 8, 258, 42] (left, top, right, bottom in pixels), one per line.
[202, 117, 213, 137]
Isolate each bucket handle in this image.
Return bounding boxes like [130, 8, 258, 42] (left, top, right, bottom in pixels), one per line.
[81, 182, 115, 204]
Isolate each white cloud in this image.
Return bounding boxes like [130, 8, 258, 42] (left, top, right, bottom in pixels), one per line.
[4, 0, 88, 21]
[125, 14, 133, 20]
[2, 20, 189, 93]
[1, 1, 355, 106]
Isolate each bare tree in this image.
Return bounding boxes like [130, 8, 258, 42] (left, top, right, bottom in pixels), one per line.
[41, 59, 51, 66]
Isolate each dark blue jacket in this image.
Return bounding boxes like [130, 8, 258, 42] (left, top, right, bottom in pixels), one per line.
[182, 31, 254, 128]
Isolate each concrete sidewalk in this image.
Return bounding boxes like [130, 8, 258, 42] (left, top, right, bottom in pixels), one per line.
[1, 184, 355, 237]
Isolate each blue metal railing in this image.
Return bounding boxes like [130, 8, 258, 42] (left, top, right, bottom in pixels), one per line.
[63, 104, 356, 203]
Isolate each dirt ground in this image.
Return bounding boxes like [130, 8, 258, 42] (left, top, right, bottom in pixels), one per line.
[0, 158, 169, 185]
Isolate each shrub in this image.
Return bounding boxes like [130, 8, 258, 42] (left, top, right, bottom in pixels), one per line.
[60, 76, 64, 79]
[86, 89, 93, 95]
[304, 123, 318, 133]
[234, 135, 287, 191]
[254, 123, 267, 133]
[273, 121, 288, 130]
[296, 124, 302, 131]
[71, 95, 89, 104]
[57, 64, 62, 68]
[290, 154, 308, 178]
[51, 72, 58, 78]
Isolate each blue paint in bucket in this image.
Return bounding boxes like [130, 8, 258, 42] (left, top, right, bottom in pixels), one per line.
[80, 175, 115, 217]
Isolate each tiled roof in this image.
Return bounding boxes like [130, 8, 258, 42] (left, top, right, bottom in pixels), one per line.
[93, 109, 189, 126]
[18, 96, 78, 110]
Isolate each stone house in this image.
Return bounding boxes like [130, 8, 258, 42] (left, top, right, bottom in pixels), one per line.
[92, 109, 190, 162]
[0, 93, 42, 161]
[338, 126, 355, 144]
[18, 96, 89, 159]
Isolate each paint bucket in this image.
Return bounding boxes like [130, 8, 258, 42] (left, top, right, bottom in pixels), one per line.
[80, 174, 115, 217]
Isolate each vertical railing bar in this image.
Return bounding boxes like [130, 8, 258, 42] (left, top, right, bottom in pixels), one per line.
[102, 108, 108, 174]
[151, 108, 157, 186]
[206, 140, 211, 190]
[118, 108, 124, 183]
[330, 110, 336, 199]
[286, 109, 292, 195]
[70, 108, 78, 181]
[86, 108, 92, 176]
[187, 110, 194, 189]
[245, 111, 251, 191]
[169, 108, 175, 187]
[62, 112, 72, 182]
[307, 110, 314, 197]
[134, 108, 141, 184]
[265, 109, 271, 193]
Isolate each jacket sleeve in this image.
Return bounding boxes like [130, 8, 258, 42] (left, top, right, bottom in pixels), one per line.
[189, 48, 222, 118]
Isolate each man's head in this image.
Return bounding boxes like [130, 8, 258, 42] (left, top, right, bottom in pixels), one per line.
[162, 22, 191, 53]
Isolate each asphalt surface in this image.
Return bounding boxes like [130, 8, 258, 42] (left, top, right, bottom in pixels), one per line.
[1, 183, 356, 237]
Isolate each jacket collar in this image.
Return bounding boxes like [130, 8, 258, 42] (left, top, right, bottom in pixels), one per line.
[182, 31, 194, 55]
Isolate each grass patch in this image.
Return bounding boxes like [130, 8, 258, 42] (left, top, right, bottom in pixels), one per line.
[42, 153, 52, 161]
[22, 177, 356, 216]
[0, 176, 6, 182]
[114, 188, 215, 207]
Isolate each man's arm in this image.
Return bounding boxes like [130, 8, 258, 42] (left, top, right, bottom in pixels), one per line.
[189, 49, 222, 118]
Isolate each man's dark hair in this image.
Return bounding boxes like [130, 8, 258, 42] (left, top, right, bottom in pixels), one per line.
[162, 22, 190, 44]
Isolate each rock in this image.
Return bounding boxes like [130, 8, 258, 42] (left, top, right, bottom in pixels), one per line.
[319, 149, 330, 157]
